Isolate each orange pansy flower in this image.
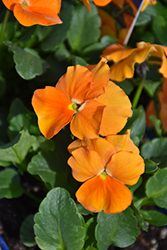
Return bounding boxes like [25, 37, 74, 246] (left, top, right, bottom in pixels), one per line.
[68, 130, 144, 214]
[141, 0, 157, 12]
[32, 58, 132, 140]
[102, 42, 167, 82]
[2, 0, 62, 27]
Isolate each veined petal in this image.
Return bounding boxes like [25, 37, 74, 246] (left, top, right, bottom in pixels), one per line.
[107, 151, 145, 186]
[96, 81, 132, 136]
[32, 86, 75, 139]
[85, 138, 116, 165]
[14, 4, 62, 26]
[2, 0, 17, 10]
[105, 130, 139, 154]
[70, 100, 105, 140]
[68, 137, 116, 165]
[56, 65, 93, 103]
[76, 175, 132, 214]
[85, 58, 110, 100]
[68, 139, 86, 154]
[102, 43, 137, 62]
[93, 0, 112, 7]
[30, 0, 61, 13]
[67, 147, 104, 182]
[109, 44, 156, 81]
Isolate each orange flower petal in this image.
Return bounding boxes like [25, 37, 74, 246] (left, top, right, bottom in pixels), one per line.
[102, 43, 136, 62]
[70, 100, 105, 140]
[76, 175, 132, 214]
[105, 130, 139, 154]
[80, 0, 91, 11]
[67, 148, 104, 182]
[109, 44, 155, 81]
[86, 58, 110, 100]
[93, 0, 112, 7]
[56, 65, 93, 104]
[159, 103, 167, 132]
[13, 4, 62, 26]
[96, 81, 132, 136]
[2, 0, 16, 10]
[107, 151, 145, 186]
[98, 8, 117, 38]
[30, 0, 61, 13]
[32, 86, 75, 139]
[68, 139, 86, 154]
[85, 138, 116, 165]
[145, 100, 156, 128]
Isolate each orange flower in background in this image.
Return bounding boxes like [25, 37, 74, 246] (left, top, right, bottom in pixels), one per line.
[32, 58, 132, 140]
[2, 0, 62, 27]
[102, 42, 167, 82]
[146, 78, 167, 133]
[80, 0, 112, 11]
[141, 0, 157, 12]
[68, 130, 145, 214]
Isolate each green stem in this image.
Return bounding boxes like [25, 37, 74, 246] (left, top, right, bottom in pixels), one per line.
[24, 25, 40, 48]
[0, 10, 10, 47]
[132, 77, 145, 109]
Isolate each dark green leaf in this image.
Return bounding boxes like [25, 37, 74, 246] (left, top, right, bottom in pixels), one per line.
[146, 168, 167, 208]
[144, 158, 158, 174]
[5, 43, 48, 80]
[152, 16, 167, 44]
[139, 210, 167, 226]
[67, 3, 101, 51]
[0, 129, 36, 167]
[121, 106, 146, 145]
[20, 214, 35, 247]
[0, 168, 23, 198]
[144, 80, 162, 97]
[149, 115, 162, 137]
[96, 208, 139, 249]
[141, 137, 167, 159]
[34, 187, 85, 250]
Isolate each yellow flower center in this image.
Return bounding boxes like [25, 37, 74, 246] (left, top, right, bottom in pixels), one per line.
[68, 102, 79, 112]
[100, 170, 108, 180]
[21, 0, 28, 8]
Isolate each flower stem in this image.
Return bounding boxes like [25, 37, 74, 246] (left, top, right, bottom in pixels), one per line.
[24, 25, 40, 48]
[0, 10, 10, 47]
[132, 77, 145, 109]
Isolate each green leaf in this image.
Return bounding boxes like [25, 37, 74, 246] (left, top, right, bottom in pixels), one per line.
[34, 187, 85, 250]
[149, 115, 162, 137]
[40, 1, 74, 52]
[144, 80, 162, 97]
[146, 168, 167, 208]
[8, 98, 40, 139]
[84, 218, 96, 249]
[20, 214, 35, 247]
[27, 152, 58, 189]
[5, 43, 48, 80]
[95, 208, 139, 249]
[116, 80, 134, 96]
[0, 129, 36, 167]
[141, 137, 167, 159]
[0, 168, 23, 198]
[144, 158, 158, 174]
[121, 106, 146, 145]
[152, 15, 167, 44]
[67, 3, 101, 51]
[136, 5, 156, 26]
[139, 210, 167, 226]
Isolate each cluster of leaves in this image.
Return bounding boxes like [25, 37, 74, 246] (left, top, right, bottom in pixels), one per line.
[1, 0, 167, 249]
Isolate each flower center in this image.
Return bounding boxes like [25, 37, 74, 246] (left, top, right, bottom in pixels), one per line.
[21, 0, 28, 8]
[100, 170, 108, 180]
[68, 102, 81, 113]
